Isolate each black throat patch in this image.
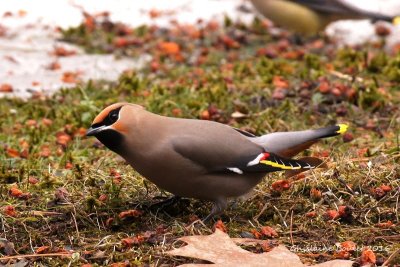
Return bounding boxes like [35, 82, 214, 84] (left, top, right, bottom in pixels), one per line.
[95, 129, 126, 155]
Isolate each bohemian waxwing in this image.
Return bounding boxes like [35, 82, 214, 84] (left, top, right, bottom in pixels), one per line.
[86, 103, 348, 220]
[250, 0, 400, 35]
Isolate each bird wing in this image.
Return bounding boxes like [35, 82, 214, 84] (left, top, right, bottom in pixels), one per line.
[292, 0, 394, 21]
[232, 127, 256, 137]
[171, 135, 313, 175]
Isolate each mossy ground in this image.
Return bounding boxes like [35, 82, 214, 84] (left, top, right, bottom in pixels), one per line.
[0, 14, 399, 266]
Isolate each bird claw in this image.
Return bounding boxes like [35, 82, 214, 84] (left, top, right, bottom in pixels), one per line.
[148, 195, 182, 212]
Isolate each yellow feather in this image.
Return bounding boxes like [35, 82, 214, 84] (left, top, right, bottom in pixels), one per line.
[393, 16, 400, 26]
[336, 124, 348, 135]
[260, 160, 301, 170]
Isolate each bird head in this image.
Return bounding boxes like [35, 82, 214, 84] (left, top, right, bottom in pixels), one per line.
[86, 102, 144, 153]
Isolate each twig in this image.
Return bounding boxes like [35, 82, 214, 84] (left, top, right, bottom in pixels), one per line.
[273, 205, 288, 228]
[290, 210, 294, 246]
[0, 252, 72, 261]
[329, 70, 363, 83]
[253, 203, 269, 221]
[383, 248, 400, 267]
[71, 206, 80, 239]
[374, 235, 400, 241]
[29, 211, 63, 216]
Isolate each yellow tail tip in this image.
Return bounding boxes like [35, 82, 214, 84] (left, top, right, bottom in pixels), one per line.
[394, 16, 400, 26]
[336, 124, 348, 134]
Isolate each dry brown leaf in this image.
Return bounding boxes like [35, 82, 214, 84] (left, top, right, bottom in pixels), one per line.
[166, 229, 353, 267]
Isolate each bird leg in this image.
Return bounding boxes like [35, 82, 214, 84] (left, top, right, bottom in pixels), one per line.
[202, 198, 227, 222]
[149, 195, 182, 211]
[289, 34, 304, 46]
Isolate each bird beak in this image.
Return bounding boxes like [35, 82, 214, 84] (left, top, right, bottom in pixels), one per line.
[86, 125, 107, 136]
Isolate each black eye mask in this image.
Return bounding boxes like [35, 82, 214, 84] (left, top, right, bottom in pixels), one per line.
[92, 107, 122, 128]
[105, 108, 120, 125]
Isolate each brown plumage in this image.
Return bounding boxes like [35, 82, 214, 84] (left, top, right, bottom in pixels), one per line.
[86, 103, 348, 220]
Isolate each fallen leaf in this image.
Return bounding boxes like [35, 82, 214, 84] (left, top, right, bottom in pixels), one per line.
[36, 246, 50, 254]
[19, 149, 29, 158]
[47, 61, 61, 70]
[18, 10, 27, 17]
[110, 169, 122, 184]
[113, 37, 129, 48]
[271, 180, 291, 192]
[305, 211, 317, 218]
[375, 221, 394, 228]
[324, 210, 340, 221]
[251, 229, 262, 239]
[340, 241, 356, 252]
[318, 81, 330, 94]
[3, 205, 17, 217]
[28, 176, 39, 184]
[360, 248, 376, 265]
[261, 240, 278, 252]
[379, 185, 392, 192]
[121, 237, 136, 248]
[260, 226, 278, 238]
[272, 88, 287, 100]
[159, 41, 180, 55]
[166, 229, 354, 266]
[42, 118, 53, 126]
[334, 250, 350, 260]
[371, 187, 386, 199]
[54, 187, 70, 203]
[220, 35, 240, 49]
[119, 209, 143, 219]
[0, 83, 13, 92]
[39, 144, 51, 158]
[6, 147, 20, 158]
[310, 188, 322, 201]
[3, 11, 12, 17]
[53, 46, 76, 57]
[62, 71, 80, 83]
[213, 219, 227, 233]
[26, 119, 37, 127]
[105, 217, 114, 227]
[272, 76, 289, 89]
[98, 194, 108, 202]
[149, 9, 162, 19]
[9, 187, 23, 197]
[56, 131, 72, 146]
[200, 110, 210, 120]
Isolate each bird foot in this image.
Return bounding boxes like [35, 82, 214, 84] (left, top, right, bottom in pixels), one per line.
[148, 196, 182, 212]
[201, 198, 228, 223]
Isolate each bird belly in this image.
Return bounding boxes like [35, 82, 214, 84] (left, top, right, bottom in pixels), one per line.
[128, 157, 265, 200]
[158, 173, 264, 200]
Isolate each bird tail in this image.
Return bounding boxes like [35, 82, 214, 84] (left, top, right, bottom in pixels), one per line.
[393, 16, 400, 25]
[250, 124, 348, 158]
[310, 124, 348, 138]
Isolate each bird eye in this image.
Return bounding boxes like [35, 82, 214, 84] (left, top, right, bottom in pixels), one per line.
[108, 110, 119, 123]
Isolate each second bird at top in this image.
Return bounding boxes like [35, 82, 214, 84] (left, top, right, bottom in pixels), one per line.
[250, 0, 399, 35]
